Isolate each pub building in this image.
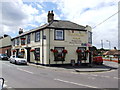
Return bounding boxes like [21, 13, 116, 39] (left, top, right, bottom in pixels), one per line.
[11, 10, 92, 65]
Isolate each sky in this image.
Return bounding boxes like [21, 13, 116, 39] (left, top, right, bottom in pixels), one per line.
[0, 0, 119, 49]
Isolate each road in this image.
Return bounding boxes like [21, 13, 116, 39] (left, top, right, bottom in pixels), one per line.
[0, 60, 119, 89]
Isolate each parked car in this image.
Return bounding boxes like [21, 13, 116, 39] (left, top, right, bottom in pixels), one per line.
[9, 55, 27, 65]
[0, 54, 9, 60]
[93, 56, 103, 65]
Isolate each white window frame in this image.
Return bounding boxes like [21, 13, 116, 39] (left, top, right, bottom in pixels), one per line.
[55, 30, 64, 40]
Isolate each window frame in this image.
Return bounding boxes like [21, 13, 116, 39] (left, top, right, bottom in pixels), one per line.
[13, 39, 15, 46]
[88, 31, 92, 44]
[17, 38, 19, 45]
[21, 36, 26, 45]
[35, 31, 40, 42]
[34, 48, 40, 61]
[54, 47, 65, 61]
[54, 30, 64, 40]
[27, 34, 31, 44]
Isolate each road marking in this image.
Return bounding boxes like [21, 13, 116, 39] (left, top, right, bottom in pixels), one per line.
[101, 76, 110, 78]
[6, 64, 12, 67]
[88, 77, 95, 79]
[54, 78, 98, 88]
[91, 74, 98, 76]
[113, 77, 120, 79]
[2, 63, 13, 67]
[17, 68, 34, 74]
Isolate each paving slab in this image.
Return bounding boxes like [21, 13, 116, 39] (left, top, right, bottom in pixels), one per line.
[28, 63, 116, 73]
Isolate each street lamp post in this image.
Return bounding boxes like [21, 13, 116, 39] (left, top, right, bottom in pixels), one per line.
[106, 40, 111, 50]
[101, 40, 103, 49]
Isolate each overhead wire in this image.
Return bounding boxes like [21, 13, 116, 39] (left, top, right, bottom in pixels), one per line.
[92, 9, 120, 29]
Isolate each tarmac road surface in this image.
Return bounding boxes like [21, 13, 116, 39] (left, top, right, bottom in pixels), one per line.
[0, 60, 119, 89]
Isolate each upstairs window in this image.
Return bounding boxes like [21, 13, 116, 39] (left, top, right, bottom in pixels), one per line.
[27, 34, 30, 44]
[54, 30, 64, 40]
[17, 38, 19, 45]
[21, 36, 26, 45]
[88, 31, 92, 44]
[13, 40, 15, 46]
[35, 31, 40, 42]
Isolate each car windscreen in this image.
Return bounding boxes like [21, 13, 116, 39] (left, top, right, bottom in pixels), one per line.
[1, 54, 7, 56]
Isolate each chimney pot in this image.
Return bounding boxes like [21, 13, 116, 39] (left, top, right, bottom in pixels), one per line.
[47, 10, 54, 23]
[19, 28, 23, 34]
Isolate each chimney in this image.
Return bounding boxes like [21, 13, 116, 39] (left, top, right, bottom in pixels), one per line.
[47, 10, 54, 23]
[19, 28, 23, 34]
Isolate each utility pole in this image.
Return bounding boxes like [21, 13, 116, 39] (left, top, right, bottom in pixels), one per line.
[106, 40, 111, 50]
[101, 40, 103, 49]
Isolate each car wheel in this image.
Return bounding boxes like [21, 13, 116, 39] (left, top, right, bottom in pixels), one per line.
[15, 60, 17, 64]
[100, 62, 103, 65]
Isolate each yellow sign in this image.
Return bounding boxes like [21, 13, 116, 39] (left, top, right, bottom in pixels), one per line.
[73, 37, 80, 39]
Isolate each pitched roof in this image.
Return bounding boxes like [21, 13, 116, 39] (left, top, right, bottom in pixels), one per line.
[12, 20, 86, 39]
[47, 20, 86, 30]
[103, 49, 120, 55]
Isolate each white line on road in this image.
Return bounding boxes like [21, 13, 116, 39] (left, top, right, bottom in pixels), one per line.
[100, 76, 110, 78]
[113, 77, 120, 79]
[91, 74, 98, 76]
[2, 63, 13, 67]
[88, 77, 95, 80]
[17, 68, 34, 74]
[71, 72, 118, 80]
[54, 78, 98, 88]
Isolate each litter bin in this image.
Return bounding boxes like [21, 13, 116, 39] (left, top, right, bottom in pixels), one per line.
[71, 59, 75, 66]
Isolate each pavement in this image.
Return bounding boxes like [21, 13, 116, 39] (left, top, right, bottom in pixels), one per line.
[28, 61, 118, 73]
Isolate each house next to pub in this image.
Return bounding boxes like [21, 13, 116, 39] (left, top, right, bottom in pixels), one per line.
[11, 10, 92, 65]
[0, 34, 12, 57]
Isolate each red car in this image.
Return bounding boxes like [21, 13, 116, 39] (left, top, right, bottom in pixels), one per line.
[93, 56, 103, 65]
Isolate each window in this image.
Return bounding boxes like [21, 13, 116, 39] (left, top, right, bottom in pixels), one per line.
[34, 48, 40, 61]
[78, 47, 87, 60]
[21, 36, 26, 45]
[55, 30, 64, 40]
[54, 47, 65, 61]
[17, 38, 19, 45]
[35, 31, 40, 42]
[88, 31, 92, 44]
[27, 34, 30, 44]
[21, 39, 25, 45]
[13, 40, 15, 46]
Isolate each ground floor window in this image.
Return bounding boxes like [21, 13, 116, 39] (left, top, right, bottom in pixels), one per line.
[34, 48, 40, 61]
[54, 47, 64, 61]
[77, 47, 87, 61]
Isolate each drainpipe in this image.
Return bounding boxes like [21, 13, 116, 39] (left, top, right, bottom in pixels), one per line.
[49, 28, 50, 66]
[42, 30, 44, 65]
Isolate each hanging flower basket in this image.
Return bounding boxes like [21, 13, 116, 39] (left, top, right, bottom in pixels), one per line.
[12, 50, 16, 52]
[76, 49, 82, 53]
[50, 49, 58, 53]
[84, 50, 90, 53]
[62, 49, 68, 53]
[30, 49, 35, 52]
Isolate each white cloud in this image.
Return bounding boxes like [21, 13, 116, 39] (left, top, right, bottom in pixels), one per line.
[1, 0, 41, 37]
[53, 0, 118, 49]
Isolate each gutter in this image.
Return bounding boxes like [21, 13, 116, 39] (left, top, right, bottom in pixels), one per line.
[49, 28, 51, 66]
[42, 30, 44, 64]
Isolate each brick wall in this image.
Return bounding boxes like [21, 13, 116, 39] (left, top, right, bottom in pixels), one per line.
[0, 46, 12, 57]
